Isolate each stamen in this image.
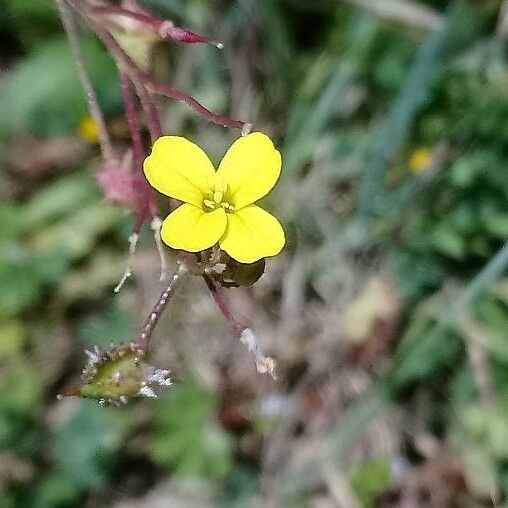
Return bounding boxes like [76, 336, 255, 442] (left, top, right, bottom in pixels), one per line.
[203, 178, 233, 212]
[213, 190, 223, 203]
[215, 178, 227, 193]
[221, 202, 235, 212]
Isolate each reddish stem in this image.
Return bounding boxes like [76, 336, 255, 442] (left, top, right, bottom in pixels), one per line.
[91, 5, 217, 46]
[120, 68, 157, 232]
[130, 267, 186, 352]
[203, 273, 247, 336]
[92, 5, 162, 28]
[120, 72, 144, 169]
[149, 82, 246, 130]
[65, 0, 246, 132]
[144, 92, 163, 140]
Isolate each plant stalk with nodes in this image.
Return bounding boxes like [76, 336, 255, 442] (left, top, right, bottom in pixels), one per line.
[56, 0, 276, 405]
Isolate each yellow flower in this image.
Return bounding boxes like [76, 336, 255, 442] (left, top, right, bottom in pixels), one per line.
[143, 132, 285, 264]
[409, 147, 432, 174]
[78, 115, 100, 143]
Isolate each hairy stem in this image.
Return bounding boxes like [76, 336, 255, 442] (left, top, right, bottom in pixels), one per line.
[130, 264, 187, 353]
[56, 0, 114, 161]
[119, 72, 144, 169]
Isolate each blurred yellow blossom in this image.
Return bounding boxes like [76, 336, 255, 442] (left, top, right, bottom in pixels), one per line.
[409, 147, 432, 174]
[78, 115, 100, 143]
[144, 132, 285, 263]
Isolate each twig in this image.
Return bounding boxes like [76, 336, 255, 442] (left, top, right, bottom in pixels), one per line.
[130, 264, 187, 353]
[56, 0, 114, 162]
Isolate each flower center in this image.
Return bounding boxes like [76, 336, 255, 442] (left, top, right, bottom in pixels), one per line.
[203, 176, 235, 213]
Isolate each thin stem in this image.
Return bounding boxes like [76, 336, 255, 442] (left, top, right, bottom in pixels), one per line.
[119, 72, 144, 170]
[92, 5, 163, 28]
[139, 85, 163, 141]
[65, 0, 246, 132]
[56, 0, 114, 161]
[82, 13, 163, 141]
[114, 232, 139, 293]
[203, 273, 246, 335]
[151, 216, 168, 281]
[203, 273, 276, 378]
[149, 82, 246, 130]
[130, 265, 187, 353]
[91, 5, 220, 47]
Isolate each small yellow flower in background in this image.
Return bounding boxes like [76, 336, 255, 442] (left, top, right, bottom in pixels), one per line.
[78, 115, 100, 143]
[409, 147, 432, 174]
[144, 132, 285, 264]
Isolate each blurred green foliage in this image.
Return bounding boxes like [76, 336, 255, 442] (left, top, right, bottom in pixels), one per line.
[0, 36, 122, 137]
[151, 381, 232, 479]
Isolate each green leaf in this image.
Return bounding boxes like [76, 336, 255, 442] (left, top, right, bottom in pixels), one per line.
[350, 459, 391, 508]
[151, 380, 232, 480]
[431, 222, 466, 259]
[52, 401, 124, 490]
[0, 320, 26, 358]
[31, 205, 122, 260]
[4, 0, 61, 48]
[21, 172, 99, 231]
[0, 246, 70, 317]
[0, 361, 41, 415]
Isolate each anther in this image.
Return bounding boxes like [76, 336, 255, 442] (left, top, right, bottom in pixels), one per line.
[213, 191, 223, 204]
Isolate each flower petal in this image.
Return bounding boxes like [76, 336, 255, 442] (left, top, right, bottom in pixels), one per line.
[219, 205, 285, 263]
[161, 204, 226, 252]
[216, 132, 281, 209]
[144, 136, 215, 206]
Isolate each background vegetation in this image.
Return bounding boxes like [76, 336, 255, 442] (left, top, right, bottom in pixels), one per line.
[1, 0, 508, 506]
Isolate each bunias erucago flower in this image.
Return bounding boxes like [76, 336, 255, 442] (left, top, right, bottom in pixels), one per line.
[143, 132, 285, 264]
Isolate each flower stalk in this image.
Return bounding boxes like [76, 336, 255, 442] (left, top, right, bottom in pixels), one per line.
[130, 264, 188, 353]
[119, 71, 143, 170]
[204, 273, 277, 379]
[91, 4, 222, 47]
